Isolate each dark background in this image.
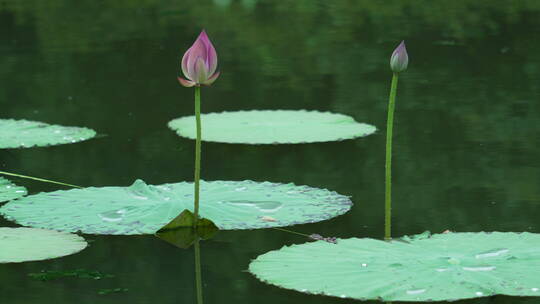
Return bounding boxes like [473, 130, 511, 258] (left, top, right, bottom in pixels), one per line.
[1, 1, 539, 303]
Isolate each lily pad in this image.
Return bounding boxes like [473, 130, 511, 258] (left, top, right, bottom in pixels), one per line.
[0, 228, 87, 263]
[249, 232, 540, 302]
[0, 119, 96, 148]
[0, 177, 27, 203]
[168, 110, 376, 144]
[0, 179, 352, 235]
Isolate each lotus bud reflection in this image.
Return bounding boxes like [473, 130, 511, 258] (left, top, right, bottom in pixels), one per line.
[178, 30, 220, 87]
[390, 41, 408, 73]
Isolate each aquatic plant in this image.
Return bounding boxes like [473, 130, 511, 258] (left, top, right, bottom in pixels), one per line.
[0, 170, 82, 189]
[385, 41, 408, 240]
[0, 119, 96, 149]
[0, 177, 27, 203]
[156, 210, 218, 249]
[178, 30, 220, 226]
[250, 231, 540, 302]
[0, 179, 351, 234]
[178, 30, 220, 88]
[0, 227, 87, 263]
[169, 110, 376, 144]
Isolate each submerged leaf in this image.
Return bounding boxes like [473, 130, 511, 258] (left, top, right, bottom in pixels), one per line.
[168, 110, 376, 144]
[0, 228, 87, 263]
[0, 177, 27, 203]
[158, 209, 217, 229]
[0, 119, 96, 149]
[249, 232, 540, 302]
[0, 179, 351, 235]
[155, 209, 219, 248]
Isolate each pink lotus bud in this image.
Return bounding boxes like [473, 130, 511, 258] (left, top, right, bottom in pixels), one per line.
[390, 41, 408, 73]
[178, 30, 220, 87]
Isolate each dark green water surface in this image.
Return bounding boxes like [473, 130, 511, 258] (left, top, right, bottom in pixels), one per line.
[1, 1, 540, 303]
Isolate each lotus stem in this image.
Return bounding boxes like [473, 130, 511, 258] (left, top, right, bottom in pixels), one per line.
[194, 86, 202, 226]
[0, 170, 82, 189]
[194, 236, 204, 304]
[272, 227, 311, 237]
[385, 73, 399, 240]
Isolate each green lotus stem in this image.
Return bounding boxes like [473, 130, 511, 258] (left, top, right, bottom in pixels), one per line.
[272, 227, 310, 237]
[385, 73, 399, 240]
[193, 86, 202, 226]
[0, 170, 82, 189]
[194, 236, 204, 304]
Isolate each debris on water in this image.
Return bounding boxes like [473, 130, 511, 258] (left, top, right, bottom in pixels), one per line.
[261, 216, 277, 222]
[28, 269, 114, 281]
[98, 288, 129, 295]
[309, 233, 337, 244]
[406, 289, 426, 295]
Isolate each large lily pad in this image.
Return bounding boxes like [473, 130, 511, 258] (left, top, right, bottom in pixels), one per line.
[0, 177, 27, 203]
[0, 228, 87, 263]
[168, 110, 376, 144]
[0, 119, 96, 148]
[249, 232, 540, 302]
[0, 179, 352, 235]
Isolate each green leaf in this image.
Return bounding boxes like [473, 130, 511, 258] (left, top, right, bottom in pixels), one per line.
[0, 179, 351, 235]
[0, 177, 27, 203]
[168, 110, 376, 144]
[158, 209, 218, 229]
[249, 232, 540, 302]
[0, 228, 87, 263]
[155, 210, 219, 249]
[0, 119, 96, 149]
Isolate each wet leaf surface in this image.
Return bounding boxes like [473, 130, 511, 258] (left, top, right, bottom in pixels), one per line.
[0, 177, 27, 203]
[250, 232, 540, 302]
[0, 179, 352, 234]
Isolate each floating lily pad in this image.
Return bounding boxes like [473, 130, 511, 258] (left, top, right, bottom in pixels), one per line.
[168, 110, 376, 144]
[0, 179, 352, 235]
[0, 119, 96, 148]
[249, 232, 540, 302]
[0, 228, 87, 263]
[0, 177, 27, 203]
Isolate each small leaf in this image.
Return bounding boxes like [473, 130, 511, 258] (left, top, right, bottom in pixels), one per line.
[158, 209, 218, 229]
[155, 210, 219, 249]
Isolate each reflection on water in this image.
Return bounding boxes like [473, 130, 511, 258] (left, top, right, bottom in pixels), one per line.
[1, 1, 540, 303]
[194, 237, 204, 304]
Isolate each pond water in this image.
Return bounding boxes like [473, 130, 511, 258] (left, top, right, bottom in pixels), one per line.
[1, 1, 540, 303]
